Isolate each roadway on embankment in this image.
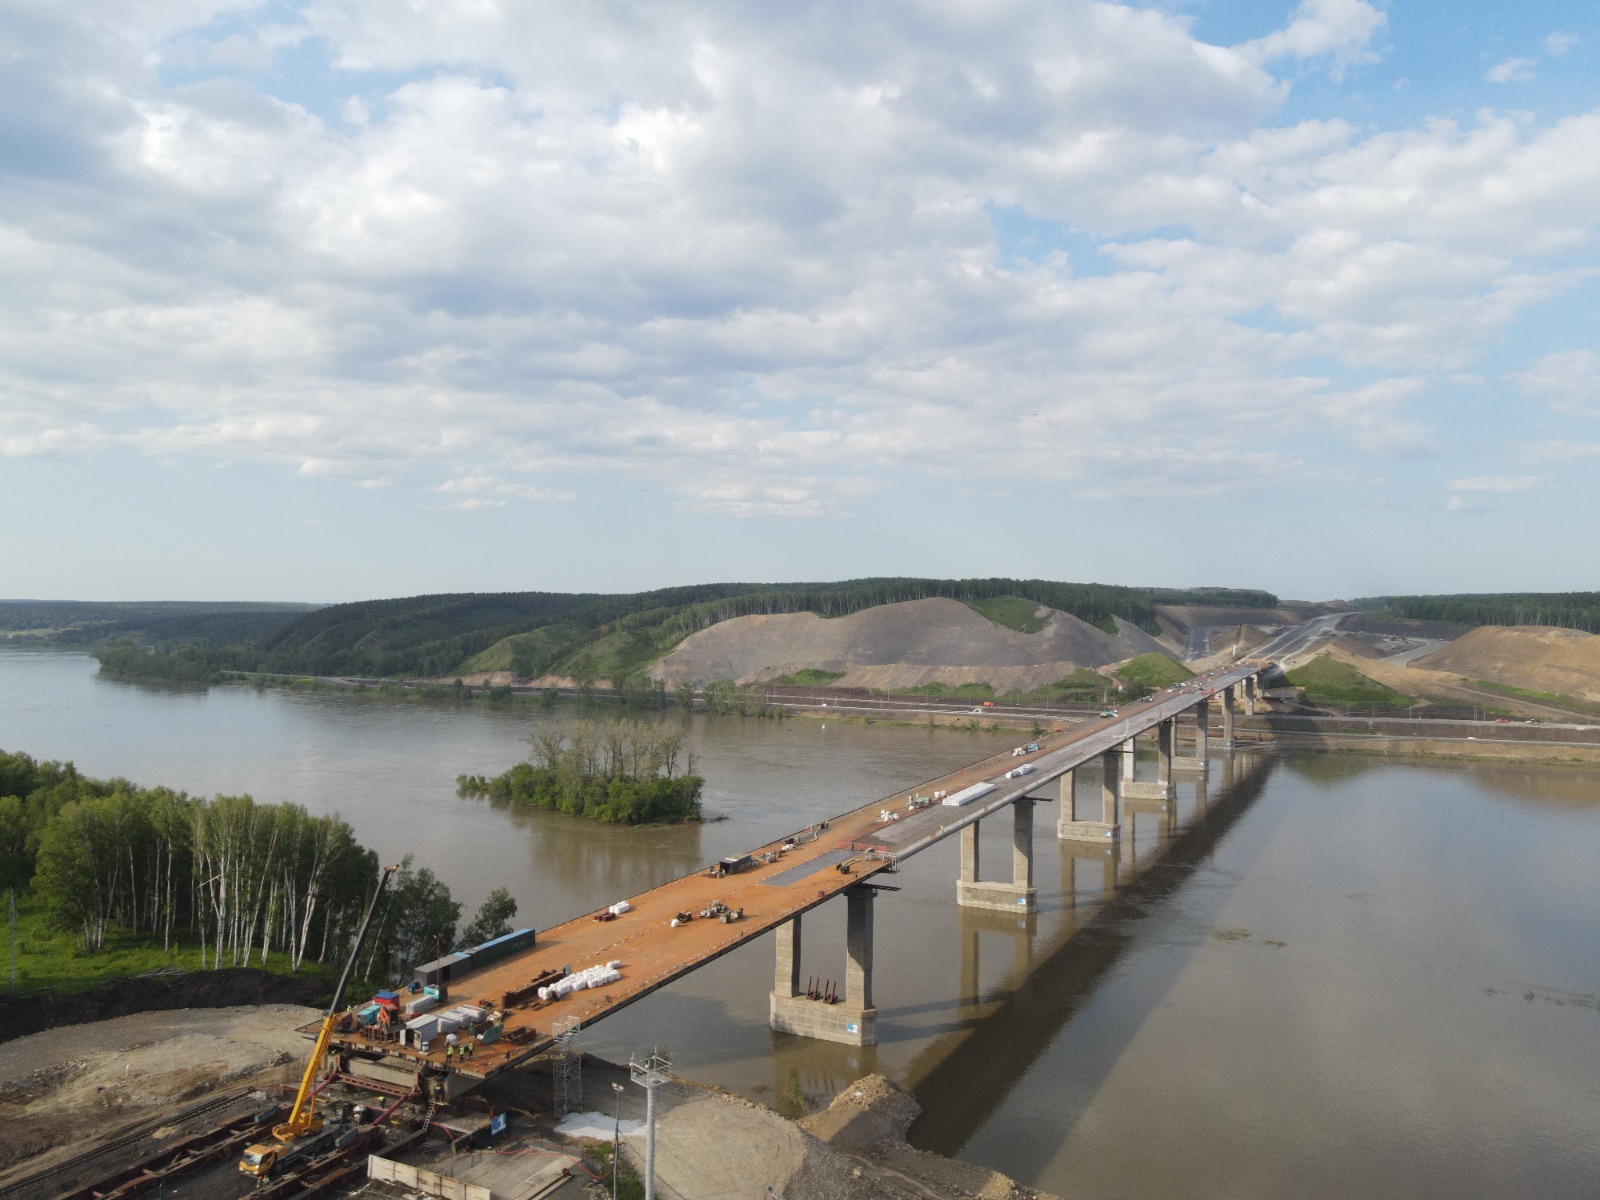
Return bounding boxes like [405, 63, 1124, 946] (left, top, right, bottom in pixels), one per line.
[329, 664, 1260, 1080]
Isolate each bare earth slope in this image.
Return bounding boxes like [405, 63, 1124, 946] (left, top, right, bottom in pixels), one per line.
[1412, 626, 1600, 701]
[652, 597, 1172, 692]
[0, 1005, 317, 1174]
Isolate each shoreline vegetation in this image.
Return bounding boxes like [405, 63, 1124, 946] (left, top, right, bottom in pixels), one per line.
[457, 718, 704, 824]
[0, 750, 514, 995]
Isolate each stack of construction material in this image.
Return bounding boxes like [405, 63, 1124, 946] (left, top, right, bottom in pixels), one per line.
[536, 960, 625, 1001]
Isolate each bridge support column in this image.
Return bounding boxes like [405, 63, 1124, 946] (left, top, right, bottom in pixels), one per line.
[958, 802, 1037, 912]
[1221, 685, 1236, 748]
[1124, 722, 1174, 801]
[1243, 675, 1258, 715]
[773, 914, 801, 998]
[1122, 735, 1136, 782]
[1059, 750, 1121, 843]
[1175, 705, 1210, 772]
[1055, 769, 1078, 839]
[770, 895, 877, 1046]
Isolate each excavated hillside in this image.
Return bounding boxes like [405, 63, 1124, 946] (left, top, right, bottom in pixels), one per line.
[1412, 625, 1600, 701]
[651, 596, 1173, 691]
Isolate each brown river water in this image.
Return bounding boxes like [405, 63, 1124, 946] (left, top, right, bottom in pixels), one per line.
[3, 650, 1597, 1197]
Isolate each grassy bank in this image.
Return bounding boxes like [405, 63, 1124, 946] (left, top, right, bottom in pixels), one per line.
[0, 890, 339, 995]
[1285, 654, 1413, 709]
[1470, 679, 1600, 718]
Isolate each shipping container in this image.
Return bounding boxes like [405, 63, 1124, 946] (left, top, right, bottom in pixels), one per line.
[414, 951, 472, 987]
[466, 927, 536, 967]
[404, 1014, 439, 1044]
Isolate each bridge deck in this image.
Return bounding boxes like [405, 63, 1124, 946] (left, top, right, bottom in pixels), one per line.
[329, 666, 1258, 1081]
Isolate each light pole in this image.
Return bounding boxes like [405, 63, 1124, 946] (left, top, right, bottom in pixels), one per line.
[610, 1082, 624, 1200]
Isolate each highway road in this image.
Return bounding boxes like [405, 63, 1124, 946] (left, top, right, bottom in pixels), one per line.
[1252, 611, 1351, 663]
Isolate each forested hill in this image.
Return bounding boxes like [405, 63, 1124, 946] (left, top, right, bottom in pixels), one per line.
[0, 600, 317, 647]
[65, 579, 1276, 683]
[1356, 592, 1600, 634]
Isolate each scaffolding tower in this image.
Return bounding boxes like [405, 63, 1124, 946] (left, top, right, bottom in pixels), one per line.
[551, 1015, 582, 1116]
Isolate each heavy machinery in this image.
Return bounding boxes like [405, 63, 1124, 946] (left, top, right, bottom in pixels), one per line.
[241, 863, 398, 1179]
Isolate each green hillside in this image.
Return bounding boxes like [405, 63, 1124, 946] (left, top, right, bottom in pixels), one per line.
[81, 578, 1280, 684]
[1115, 653, 1193, 694]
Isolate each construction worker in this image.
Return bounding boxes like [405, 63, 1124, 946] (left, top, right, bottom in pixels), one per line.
[446, 1043, 455, 1065]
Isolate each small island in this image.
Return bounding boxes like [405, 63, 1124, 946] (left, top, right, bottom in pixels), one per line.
[457, 717, 703, 824]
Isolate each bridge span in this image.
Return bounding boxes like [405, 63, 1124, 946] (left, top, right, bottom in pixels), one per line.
[325, 662, 1270, 1098]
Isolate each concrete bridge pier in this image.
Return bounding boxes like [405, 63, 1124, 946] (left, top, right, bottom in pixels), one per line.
[1220, 685, 1236, 748]
[1175, 705, 1210, 773]
[1059, 750, 1121, 843]
[769, 892, 878, 1046]
[1124, 719, 1175, 801]
[1243, 674, 1258, 715]
[957, 800, 1038, 912]
[1122, 734, 1137, 782]
[1054, 768, 1078, 840]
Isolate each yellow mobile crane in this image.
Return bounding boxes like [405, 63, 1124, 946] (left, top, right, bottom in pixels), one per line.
[241, 864, 398, 1179]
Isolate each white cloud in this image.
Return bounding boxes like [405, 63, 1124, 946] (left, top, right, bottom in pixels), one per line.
[0, 0, 1594, 523]
[1486, 58, 1537, 85]
[1241, 0, 1387, 78]
[1511, 350, 1600, 415]
[1447, 475, 1540, 492]
[1521, 440, 1600, 462]
[1543, 32, 1580, 58]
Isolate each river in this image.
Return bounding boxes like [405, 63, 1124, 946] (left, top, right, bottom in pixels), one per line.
[3, 650, 1597, 1197]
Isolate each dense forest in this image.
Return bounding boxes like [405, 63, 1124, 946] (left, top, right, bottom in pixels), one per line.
[72, 578, 1281, 685]
[457, 718, 703, 823]
[0, 750, 507, 986]
[1357, 592, 1600, 633]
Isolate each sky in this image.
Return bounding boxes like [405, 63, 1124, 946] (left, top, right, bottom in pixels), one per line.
[1, 0, 1598, 604]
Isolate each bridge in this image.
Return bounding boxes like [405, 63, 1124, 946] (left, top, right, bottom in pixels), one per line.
[326, 661, 1273, 1099]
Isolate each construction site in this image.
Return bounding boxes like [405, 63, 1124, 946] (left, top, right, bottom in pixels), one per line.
[0, 671, 1269, 1200]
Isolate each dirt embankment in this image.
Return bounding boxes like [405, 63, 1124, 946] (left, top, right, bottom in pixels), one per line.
[652, 597, 1172, 692]
[631, 1070, 1057, 1200]
[0, 968, 328, 1046]
[1309, 642, 1596, 724]
[1412, 626, 1600, 701]
[0, 1004, 319, 1174]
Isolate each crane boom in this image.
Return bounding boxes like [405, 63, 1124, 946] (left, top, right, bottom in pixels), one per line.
[272, 863, 398, 1144]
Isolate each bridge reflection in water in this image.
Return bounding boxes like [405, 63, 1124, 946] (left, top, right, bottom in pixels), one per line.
[900, 750, 1274, 1155]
